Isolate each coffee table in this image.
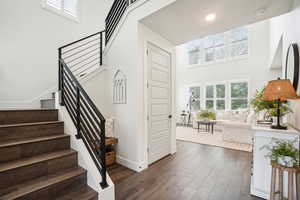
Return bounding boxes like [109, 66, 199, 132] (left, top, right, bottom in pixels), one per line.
[196, 120, 217, 134]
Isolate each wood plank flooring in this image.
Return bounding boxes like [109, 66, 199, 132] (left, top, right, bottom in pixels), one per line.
[108, 141, 264, 200]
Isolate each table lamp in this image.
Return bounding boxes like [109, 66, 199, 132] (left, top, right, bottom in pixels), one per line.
[262, 78, 299, 130]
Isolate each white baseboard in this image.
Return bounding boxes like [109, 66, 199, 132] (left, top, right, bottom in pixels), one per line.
[250, 186, 268, 199]
[116, 155, 147, 172]
[171, 146, 177, 154]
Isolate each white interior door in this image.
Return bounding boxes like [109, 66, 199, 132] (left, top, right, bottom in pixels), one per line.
[147, 43, 171, 165]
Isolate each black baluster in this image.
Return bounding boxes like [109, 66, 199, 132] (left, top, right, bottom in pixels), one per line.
[76, 86, 81, 139]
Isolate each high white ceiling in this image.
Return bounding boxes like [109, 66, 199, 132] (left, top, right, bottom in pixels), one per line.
[141, 0, 294, 45]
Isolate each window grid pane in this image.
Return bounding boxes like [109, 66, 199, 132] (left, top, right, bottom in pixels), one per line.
[231, 82, 248, 98]
[231, 99, 248, 110]
[216, 100, 225, 110]
[205, 48, 214, 63]
[188, 49, 201, 65]
[216, 84, 225, 98]
[215, 46, 226, 61]
[189, 87, 200, 99]
[206, 85, 214, 98]
[206, 100, 214, 110]
[230, 27, 248, 43]
[186, 26, 248, 66]
[47, 0, 62, 9]
[63, 0, 77, 16]
[229, 41, 248, 58]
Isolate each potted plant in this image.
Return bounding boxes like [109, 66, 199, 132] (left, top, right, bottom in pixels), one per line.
[250, 87, 292, 124]
[197, 110, 216, 121]
[266, 103, 292, 126]
[261, 138, 299, 167]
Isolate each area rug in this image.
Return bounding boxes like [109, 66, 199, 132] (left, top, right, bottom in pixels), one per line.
[176, 126, 252, 152]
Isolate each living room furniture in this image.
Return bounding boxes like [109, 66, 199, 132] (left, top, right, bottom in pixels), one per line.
[222, 121, 253, 144]
[270, 162, 300, 200]
[196, 120, 217, 134]
[191, 110, 255, 144]
[251, 125, 300, 199]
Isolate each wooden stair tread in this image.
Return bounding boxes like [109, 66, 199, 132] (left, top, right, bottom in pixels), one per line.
[0, 167, 86, 200]
[55, 186, 98, 200]
[0, 149, 76, 172]
[0, 121, 63, 128]
[0, 134, 69, 148]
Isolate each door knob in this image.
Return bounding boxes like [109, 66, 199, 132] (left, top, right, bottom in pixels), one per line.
[168, 115, 172, 119]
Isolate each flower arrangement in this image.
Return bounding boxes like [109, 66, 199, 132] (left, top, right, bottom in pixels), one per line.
[197, 110, 216, 120]
[261, 138, 299, 167]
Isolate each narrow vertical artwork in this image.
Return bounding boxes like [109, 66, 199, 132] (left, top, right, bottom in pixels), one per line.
[113, 70, 127, 104]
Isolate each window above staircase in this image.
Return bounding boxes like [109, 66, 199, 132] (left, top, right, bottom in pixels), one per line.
[42, 0, 79, 22]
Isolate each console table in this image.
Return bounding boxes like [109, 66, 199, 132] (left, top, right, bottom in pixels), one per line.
[251, 125, 300, 199]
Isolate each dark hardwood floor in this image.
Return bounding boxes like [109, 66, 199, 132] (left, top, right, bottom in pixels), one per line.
[108, 141, 264, 200]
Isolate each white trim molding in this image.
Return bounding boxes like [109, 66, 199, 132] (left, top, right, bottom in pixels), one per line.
[42, 0, 80, 23]
[116, 155, 147, 172]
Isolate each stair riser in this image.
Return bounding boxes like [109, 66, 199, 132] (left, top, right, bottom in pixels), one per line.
[0, 137, 70, 163]
[0, 122, 64, 141]
[0, 154, 78, 196]
[0, 110, 58, 125]
[15, 172, 87, 200]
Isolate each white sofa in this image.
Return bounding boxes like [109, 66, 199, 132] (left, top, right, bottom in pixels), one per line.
[221, 121, 253, 144]
[192, 110, 255, 144]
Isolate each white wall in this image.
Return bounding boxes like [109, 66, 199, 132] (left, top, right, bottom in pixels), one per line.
[270, 0, 300, 130]
[81, 68, 112, 118]
[0, 0, 112, 108]
[176, 20, 281, 121]
[105, 0, 176, 171]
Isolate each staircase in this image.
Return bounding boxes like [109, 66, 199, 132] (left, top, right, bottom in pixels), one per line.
[0, 109, 98, 200]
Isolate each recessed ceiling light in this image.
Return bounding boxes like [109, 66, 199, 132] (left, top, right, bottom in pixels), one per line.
[205, 13, 216, 22]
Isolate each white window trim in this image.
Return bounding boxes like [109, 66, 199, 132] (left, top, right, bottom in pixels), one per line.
[229, 79, 250, 110]
[204, 84, 215, 110]
[188, 84, 202, 112]
[186, 27, 249, 68]
[227, 39, 249, 61]
[42, 0, 80, 23]
[204, 81, 227, 111]
[186, 79, 250, 112]
[215, 83, 227, 111]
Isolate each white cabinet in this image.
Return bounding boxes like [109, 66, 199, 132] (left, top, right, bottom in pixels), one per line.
[250, 126, 300, 199]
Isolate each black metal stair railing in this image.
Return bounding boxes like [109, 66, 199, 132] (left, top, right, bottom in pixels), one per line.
[58, 31, 108, 188]
[105, 0, 138, 44]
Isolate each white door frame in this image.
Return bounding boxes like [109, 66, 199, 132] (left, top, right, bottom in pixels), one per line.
[145, 41, 172, 165]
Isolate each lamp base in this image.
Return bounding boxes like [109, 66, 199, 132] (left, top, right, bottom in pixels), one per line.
[271, 125, 287, 130]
